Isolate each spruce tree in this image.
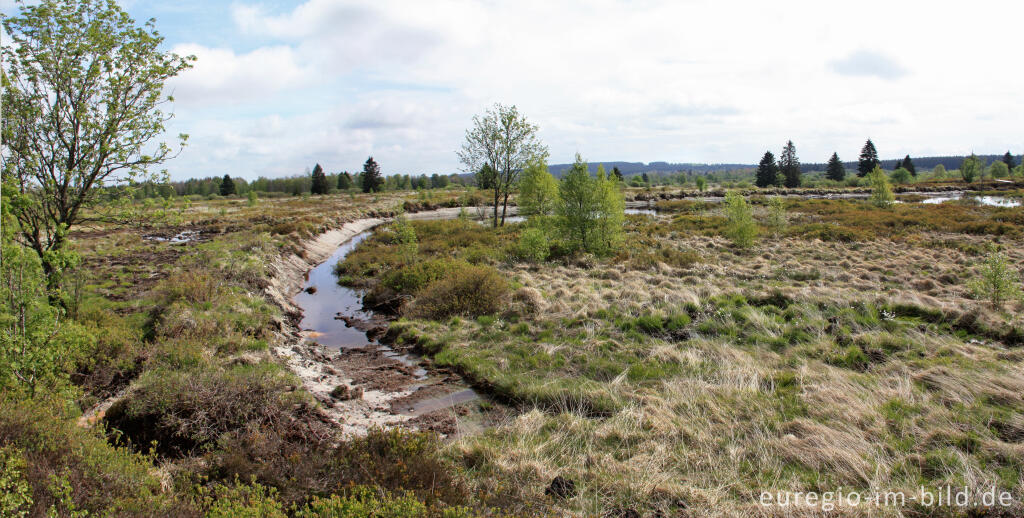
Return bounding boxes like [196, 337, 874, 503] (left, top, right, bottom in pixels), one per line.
[612, 166, 623, 182]
[310, 163, 328, 195]
[779, 141, 801, 188]
[337, 171, 352, 190]
[361, 156, 383, 193]
[219, 174, 236, 196]
[476, 164, 496, 190]
[858, 139, 879, 177]
[901, 155, 916, 176]
[825, 152, 845, 182]
[755, 151, 778, 187]
[1003, 151, 1016, 172]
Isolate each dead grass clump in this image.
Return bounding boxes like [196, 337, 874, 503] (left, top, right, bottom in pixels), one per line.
[512, 286, 547, 314]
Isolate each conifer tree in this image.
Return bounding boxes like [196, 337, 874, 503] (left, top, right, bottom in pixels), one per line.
[858, 139, 880, 177]
[901, 155, 916, 176]
[779, 141, 801, 188]
[310, 163, 328, 195]
[1003, 151, 1016, 172]
[825, 152, 845, 182]
[361, 156, 383, 193]
[337, 172, 352, 190]
[755, 151, 778, 187]
[612, 166, 623, 182]
[219, 174, 236, 196]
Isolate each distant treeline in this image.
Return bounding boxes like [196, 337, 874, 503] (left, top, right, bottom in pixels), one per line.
[802, 154, 1021, 172]
[158, 171, 469, 198]
[547, 161, 752, 177]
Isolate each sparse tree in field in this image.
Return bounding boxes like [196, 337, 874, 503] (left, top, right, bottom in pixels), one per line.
[891, 167, 912, 184]
[361, 157, 383, 193]
[932, 164, 947, 179]
[901, 155, 916, 176]
[557, 154, 624, 255]
[779, 141, 801, 188]
[458, 103, 548, 227]
[392, 214, 418, 265]
[960, 154, 982, 183]
[310, 164, 329, 195]
[611, 166, 624, 182]
[724, 191, 758, 248]
[247, 190, 258, 207]
[755, 151, 778, 187]
[858, 139, 880, 177]
[641, 172, 650, 185]
[1, 0, 195, 295]
[988, 160, 1010, 179]
[518, 158, 559, 216]
[219, 174, 236, 196]
[826, 152, 845, 182]
[868, 166, 895, 208]
[593, 165, 625, 253]
[766, 196, 788, 237]
[337, 172, 353, 190]
[695, 176, 707, 192]
[1002, 151, 1016, 172]
[969, 249, 1022, 309]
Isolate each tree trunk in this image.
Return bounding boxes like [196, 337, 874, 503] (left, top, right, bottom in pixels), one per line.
[41, 257, 64, 309]
[492, 188, 499, 228]
[500, 192, 510, 226]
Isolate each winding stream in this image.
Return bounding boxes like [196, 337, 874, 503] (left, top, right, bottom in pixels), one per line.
[288, 193, 1016, 433]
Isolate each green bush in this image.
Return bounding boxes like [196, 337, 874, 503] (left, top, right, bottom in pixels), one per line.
[408, 265, 510, 319]
[205, 482, 286, 518]
[515, 227, 550, 262]
[0, 397, 190, 516]
[961, 155, 983, 183]
[723, 191, 758, 248]
[0, 446, 32, 517]
[890, 167, 912, 184]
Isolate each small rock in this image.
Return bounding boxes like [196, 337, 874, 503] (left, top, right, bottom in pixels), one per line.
[330, 385, 363, 401]
[545, 476, 576, 499]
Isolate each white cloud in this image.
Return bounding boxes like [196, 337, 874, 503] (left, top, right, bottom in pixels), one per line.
[829, 50, 908, 80]
[166, 43, 311, 106]
[156, 0, 1024, 179]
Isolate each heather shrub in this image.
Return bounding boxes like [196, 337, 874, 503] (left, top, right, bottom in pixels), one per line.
[408, 265, 509, 319]
[104, 363, 303, 457]
[381, 259, 466, 295]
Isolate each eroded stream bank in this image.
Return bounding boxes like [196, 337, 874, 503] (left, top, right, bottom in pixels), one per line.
[269, 209, 499, 437]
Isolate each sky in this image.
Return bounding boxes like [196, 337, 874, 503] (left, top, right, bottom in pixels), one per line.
[5, 0, 1023, 180]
